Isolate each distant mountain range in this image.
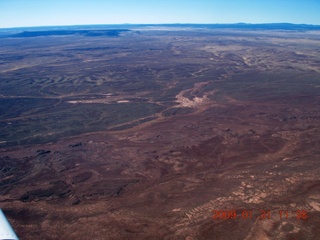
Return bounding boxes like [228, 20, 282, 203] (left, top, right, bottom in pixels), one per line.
[0, 23, 319, 38]
[182, 23, 320, 30]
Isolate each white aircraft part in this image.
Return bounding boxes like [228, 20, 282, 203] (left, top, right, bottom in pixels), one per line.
[0, 209, 19, 240]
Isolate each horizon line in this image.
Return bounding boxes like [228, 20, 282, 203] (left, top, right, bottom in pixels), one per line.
[1, 22, 320, 30]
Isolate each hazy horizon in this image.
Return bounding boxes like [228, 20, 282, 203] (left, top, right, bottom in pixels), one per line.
[2, 22, 320, 30]
[0, 0, 319, 28]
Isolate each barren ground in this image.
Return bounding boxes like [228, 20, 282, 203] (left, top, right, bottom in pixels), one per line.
[0, 26, 320, 239]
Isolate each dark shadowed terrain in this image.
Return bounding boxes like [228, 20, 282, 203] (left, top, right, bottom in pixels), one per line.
[0, 24, 320, 239]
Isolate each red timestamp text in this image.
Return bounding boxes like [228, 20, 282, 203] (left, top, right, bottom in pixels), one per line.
[212, 209, 308, 220]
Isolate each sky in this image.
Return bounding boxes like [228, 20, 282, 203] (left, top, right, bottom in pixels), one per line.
[0, 0, 319, 28]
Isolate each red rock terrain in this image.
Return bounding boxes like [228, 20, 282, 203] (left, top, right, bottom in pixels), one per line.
[0, 27, 320, 239]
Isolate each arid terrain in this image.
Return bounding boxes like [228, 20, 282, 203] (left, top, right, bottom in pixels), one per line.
[0, 24, 320, 239]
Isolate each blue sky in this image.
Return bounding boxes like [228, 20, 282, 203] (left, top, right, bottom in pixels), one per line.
[0, 0, 319, 28]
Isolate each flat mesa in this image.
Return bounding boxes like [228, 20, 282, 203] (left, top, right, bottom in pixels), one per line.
[0, 24, 319, 240]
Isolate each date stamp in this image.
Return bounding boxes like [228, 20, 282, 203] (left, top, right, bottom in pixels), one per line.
[212, 209, 308, 220]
